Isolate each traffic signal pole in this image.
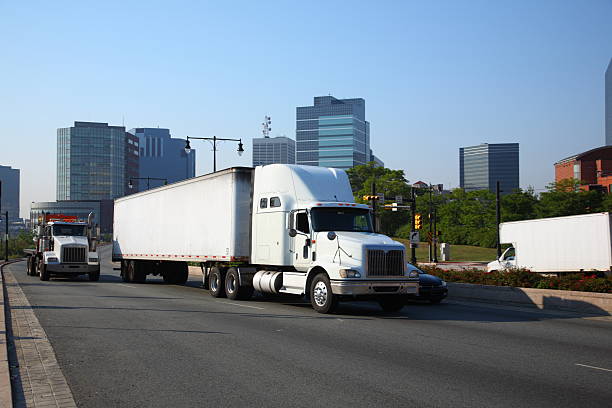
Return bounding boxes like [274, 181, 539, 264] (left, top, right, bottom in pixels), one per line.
[371, 181, 377, 233]
[410, 187, 417, 264]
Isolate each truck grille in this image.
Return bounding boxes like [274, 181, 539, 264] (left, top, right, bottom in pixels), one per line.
[62, 247, 86, 263]
[367, 249, 405, 277]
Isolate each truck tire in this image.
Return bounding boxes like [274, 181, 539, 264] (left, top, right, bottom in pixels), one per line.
[377, 297, 405, 313]
[225, 267, 254, 300]
[26, 257, 33, 275]
[89, 270, 100, 281]
[133, 261, 146, 283]
[121, 261, 132, 282]
[39, 261, 49, 281]
[174, 262, 188, 285]
[310, 273, 337, 314]
[209, 267, 226, 298]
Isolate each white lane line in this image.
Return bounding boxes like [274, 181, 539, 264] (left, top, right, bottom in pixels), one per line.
[575, 363, 612, 372]
[118, 284, 138, 289]
[218, 301, 264, 310]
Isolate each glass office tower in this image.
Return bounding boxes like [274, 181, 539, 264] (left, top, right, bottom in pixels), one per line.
[252, 136, 296, 166]
[460, 143, 519, 193]
[57, 122, 126, 200]
[296, 96, 370, 169]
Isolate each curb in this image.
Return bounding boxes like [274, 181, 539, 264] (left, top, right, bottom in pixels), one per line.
[0, 259, 20, 408]
[448, 282, 612, 315]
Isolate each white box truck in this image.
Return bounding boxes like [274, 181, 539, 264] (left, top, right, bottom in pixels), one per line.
[487, 212, 612, 275]
[113, 164, 419, 313]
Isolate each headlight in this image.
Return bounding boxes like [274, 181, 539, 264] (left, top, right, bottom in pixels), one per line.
[440, 280, 447, 287]
[47, 257, 59, 263]
[339, 269, 361, 278]
[408, 270, 419, 278]
[89, 258, 99, 263]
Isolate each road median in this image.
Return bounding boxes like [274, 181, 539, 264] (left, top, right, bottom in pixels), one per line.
[448, 282, 612, 315]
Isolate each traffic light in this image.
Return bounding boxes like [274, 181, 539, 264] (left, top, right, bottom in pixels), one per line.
[414, 213, 422, 230]
[362, 195, 380, 201]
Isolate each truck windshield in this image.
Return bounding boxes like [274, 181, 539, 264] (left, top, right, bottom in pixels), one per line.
[52, 225, 86, 236]
[311, 208, 373, 232]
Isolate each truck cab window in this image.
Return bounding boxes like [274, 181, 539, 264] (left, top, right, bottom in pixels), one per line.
[260, 198, 268, 208]
[296, 212, 310, 234]
[503, 247, 515, 260]
[270, 197, 281, 208]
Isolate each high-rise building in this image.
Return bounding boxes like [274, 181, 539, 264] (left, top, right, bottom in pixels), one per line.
[57, 122, 126, 201]
[252, 136, 296, 166]
[128, 128, 195, 191]
[459, 143, 519, 193]
[606, 58, 612, 146]
[296, 96, 370, 169]
[0, 165, 20, 220]
[124, 132, 140, 195]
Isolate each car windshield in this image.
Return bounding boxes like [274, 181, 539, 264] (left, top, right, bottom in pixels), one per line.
[52, 224, 86, 236]
[310, 208, 373, 232]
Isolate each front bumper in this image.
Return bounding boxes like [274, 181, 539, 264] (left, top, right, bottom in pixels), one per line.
[330, 279, 419, 296]
[46, 263, 100, 274]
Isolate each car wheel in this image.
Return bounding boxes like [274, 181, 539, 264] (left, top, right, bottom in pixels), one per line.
[310, 273, 337, 314]
[429, 298, 443, 304]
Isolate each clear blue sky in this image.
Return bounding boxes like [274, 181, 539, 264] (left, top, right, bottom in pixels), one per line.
[1, 0, 611, 218]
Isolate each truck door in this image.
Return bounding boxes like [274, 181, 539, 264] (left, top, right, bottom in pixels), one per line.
[291, 210, 312, 271]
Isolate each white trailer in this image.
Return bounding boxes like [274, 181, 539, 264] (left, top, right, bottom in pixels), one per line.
[487, 212, 612, 274]
[113, 165, 419, 313]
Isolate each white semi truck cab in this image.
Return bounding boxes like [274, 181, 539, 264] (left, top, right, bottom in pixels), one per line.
[113, 165, 419, 313]
[26, 213, 100, 281]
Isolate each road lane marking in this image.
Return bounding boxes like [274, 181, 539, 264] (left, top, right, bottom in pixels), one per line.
[118, 284, 138, 289]
[219, 301, 264, 310]
[575, 363, 612, 372]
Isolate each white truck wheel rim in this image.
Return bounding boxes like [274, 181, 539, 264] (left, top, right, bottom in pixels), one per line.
[313, 281, 328, 307]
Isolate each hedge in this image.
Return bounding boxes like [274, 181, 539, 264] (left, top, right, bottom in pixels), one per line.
[419, 267, 612, 294]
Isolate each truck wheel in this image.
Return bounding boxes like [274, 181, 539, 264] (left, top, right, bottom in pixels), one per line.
[310, 273, 337, 314]
[89, 270, 100, 281]
[377, 297, 405, 313]
[133, 261, 146, 283]
[225, 267, 253, 300]
[174, 262, 188, 285]
[26, 257, 33, 275]
[209, 267, 226, 298]
[39, 261, 50, 281]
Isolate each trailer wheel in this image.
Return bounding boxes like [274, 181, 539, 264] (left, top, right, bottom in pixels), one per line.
[121, 261, 132, 282]
[26, 257, 33, 276]
[209, 267, 226, 298]
[225, 267, 253, 300]
[377, 296, 405, 313]
[174, 262, 188, 285]
[39, 261, 49, 281]
[310, 273, 337, 314]
[133, 261, 146, 283]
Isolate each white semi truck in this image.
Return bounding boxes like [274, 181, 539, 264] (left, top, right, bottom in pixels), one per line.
[113, 164, 419, 313]
[25, 213, 101, 281]
[487, 212, 612, 275]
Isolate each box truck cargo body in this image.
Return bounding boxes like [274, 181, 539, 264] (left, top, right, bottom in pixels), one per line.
[487, 213, 612, 274]
[113, 165, 419, 313]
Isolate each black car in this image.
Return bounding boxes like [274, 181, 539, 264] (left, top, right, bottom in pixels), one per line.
[406, 264, 448, 304]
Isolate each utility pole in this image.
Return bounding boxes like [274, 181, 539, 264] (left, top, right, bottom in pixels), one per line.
[410, 187, 417, 264]
[428, 184, 433, 262]
[432, 207, 438, 263]
[496, 180, 502, 258]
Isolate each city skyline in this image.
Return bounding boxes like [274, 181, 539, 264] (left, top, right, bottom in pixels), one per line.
[1, 1, 611, 217]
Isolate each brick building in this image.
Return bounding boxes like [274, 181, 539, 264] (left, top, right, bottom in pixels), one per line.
[554, 146, 612, 192]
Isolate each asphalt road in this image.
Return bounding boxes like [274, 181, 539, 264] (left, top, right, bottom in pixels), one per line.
[6, 247, 612, 408]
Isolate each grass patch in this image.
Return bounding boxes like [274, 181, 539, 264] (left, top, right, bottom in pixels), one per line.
[393, 238, 498, 262]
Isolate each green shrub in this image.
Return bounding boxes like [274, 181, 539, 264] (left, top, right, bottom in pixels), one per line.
[419, 266, 612, 293]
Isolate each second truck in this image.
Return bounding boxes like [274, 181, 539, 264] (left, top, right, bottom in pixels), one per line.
[112, 164, 419, 313]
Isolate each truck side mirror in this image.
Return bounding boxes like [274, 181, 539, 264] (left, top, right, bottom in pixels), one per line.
[327, 231, 337, 241]
[288, 228, 297, 238]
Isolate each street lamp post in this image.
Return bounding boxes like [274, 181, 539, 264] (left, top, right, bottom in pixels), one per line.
[184, 136, 244, 172]
[128, 177, 168, 191]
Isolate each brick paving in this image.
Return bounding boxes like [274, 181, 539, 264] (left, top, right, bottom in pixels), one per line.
[4, 270, 77, 408]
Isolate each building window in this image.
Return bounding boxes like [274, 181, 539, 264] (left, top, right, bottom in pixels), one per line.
[573, 163, 581, 181]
